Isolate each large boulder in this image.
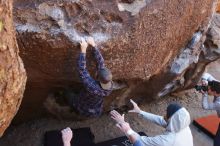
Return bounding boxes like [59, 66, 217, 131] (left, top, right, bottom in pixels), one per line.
[0, 1, 26, 136]
[217, 0, 220, 13]
[13, 0, 215, 121]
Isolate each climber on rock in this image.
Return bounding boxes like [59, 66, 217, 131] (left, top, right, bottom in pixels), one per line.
[64, 37, 113, 117]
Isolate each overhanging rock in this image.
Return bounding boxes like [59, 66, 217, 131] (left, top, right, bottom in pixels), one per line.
[13, 0, 215, 120]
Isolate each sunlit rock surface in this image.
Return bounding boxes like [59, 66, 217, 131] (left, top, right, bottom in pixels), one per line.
[0, 1, 26, 136]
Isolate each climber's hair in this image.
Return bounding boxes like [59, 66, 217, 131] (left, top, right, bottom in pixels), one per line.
[97, 67, 112, 83]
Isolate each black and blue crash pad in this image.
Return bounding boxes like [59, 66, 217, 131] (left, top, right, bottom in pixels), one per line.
[44, 127, 95, 146]
[44, 127, 147, 146]
[96, 132, 147, 146]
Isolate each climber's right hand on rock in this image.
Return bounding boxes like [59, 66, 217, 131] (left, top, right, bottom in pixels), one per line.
[128, 99, 141, 114]
[86, 36, 96, 47]
[80, 38, 88, 53]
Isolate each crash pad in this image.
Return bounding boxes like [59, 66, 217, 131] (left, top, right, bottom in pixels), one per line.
[193, 114, 220, 138]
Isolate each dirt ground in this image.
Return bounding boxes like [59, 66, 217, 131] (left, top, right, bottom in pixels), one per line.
[0, 90, 216, 146]
[0, 59, 219, 146]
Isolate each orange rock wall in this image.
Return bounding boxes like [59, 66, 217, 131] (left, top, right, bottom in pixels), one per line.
[0, 1, 26, 136]
[216, 0, 220, 12]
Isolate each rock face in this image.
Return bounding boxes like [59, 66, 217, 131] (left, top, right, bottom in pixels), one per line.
[143, 4, 220, 97]
[0, 1, 26, 136]
[217, 1, 220, 13]
[12, 0, 215, 121]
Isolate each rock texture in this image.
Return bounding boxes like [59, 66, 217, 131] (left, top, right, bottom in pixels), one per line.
[0, 1, 26, 136]
[217, 1, 220, 12]
[171, 12, 220, 92]
[139, 9, 220, 101]
[12, 0, 216, 121]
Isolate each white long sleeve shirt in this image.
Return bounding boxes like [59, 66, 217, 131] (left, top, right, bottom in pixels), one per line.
[137, 108, 193, 146]
[201, 73, 220, 117]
